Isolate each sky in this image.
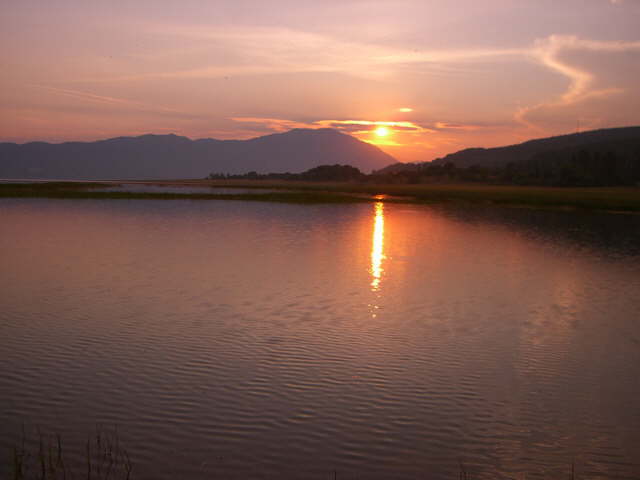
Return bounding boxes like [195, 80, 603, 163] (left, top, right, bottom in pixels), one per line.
[1, 0, 640, 162]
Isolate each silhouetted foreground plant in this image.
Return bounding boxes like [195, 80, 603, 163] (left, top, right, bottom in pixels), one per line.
[10, 427, 583, 479]
[12, 427, 132, 480]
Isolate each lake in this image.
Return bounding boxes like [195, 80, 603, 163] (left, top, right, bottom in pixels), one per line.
[1, 198, 639, 479]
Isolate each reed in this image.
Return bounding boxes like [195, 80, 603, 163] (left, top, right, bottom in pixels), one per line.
[11, 431, 583, 480]
[12, 426, 132, 480]
[1, 180, 639, 212]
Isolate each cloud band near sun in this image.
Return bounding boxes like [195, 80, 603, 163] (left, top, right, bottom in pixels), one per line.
[230, 117, 434, 144]
[229, 116, 489, 150]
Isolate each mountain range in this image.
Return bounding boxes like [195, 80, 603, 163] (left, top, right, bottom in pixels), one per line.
[0, 128, 397, 180]
[4, 126, 639, 183]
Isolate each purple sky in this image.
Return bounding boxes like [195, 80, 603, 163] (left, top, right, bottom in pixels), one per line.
[2, 0, 639, 162]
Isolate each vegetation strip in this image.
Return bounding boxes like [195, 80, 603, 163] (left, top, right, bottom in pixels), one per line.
[1, 181, 639, 212]
[0, 184, 369, 204]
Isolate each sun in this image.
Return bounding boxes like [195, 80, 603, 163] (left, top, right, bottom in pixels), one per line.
[375, 126, 390, 137]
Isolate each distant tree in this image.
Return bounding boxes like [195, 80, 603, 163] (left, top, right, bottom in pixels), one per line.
[299, 164, 366, 182]
[207, 172, 227, 179]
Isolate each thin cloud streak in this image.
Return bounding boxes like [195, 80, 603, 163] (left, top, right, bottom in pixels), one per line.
[230, 117, 317, 132]
[72, 24, 526, 84]
[33, 85, 201, 119]
[516, 35, 640, 129]
[231, 117, 432, 134]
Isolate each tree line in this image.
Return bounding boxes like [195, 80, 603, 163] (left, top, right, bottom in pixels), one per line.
[208, 140, 640, 187]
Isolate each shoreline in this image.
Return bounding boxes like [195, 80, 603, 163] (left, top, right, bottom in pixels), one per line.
[1, 179, 639, 213]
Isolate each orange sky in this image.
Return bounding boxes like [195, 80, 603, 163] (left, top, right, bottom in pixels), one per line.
[1, 1, 640, 162]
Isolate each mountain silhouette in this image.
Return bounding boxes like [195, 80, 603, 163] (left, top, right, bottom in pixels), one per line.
[0, 128, 397, 180]
[431, 126, 640, 168]
[377, 126, 640, 174]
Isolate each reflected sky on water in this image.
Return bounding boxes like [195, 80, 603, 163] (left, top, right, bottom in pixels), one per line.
[1, 198, 639, 480]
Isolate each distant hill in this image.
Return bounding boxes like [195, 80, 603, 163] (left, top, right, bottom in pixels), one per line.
[377, 126, 640, 174]
[374, 126, 640, 186]
[0, 128, 397, 180]
[437, 126, 640, 168]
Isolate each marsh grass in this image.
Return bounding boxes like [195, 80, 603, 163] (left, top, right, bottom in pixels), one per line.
[1, 180, 639, 212]
[202, 179, 640, 211]
[0, 183, 369, 204]
[9, 428, 584, 479]
[12, 427, 132, 480]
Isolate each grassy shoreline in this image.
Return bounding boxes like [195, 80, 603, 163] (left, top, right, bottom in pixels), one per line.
[1, 180, 639, 212]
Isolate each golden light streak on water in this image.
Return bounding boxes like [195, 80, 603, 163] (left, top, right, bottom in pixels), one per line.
[370, 201, 386, 291]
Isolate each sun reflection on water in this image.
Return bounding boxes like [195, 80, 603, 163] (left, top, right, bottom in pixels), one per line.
[370, 201, 386, 291]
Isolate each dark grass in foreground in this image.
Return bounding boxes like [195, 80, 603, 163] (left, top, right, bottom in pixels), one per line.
[12, 427, 132, 480]
[11, 429, 583, 480]
[1, 181, 639, 212]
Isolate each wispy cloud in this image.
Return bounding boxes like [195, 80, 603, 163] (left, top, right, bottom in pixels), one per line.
[77, 24, 526, 84]
[32, 85, 200, 119]
[230, 117, 316, 132]
[231, 116, 432, 135]
[434, 122, 482, 131]
[316, 119, 431, 133]
[516, 35, 640, 130]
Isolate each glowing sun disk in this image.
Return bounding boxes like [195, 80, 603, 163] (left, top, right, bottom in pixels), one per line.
[375, 126, 390, 137]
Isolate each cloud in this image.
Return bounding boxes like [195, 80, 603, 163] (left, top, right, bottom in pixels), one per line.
[80, 23, 525, 84]
[515, 35, 640, 131]
[316, 119, 431, 132]
[231, 116, 432, 136]
[32, 85, 199, 119]
[230, 116, 316, 132]
[433, 122, 482, 131]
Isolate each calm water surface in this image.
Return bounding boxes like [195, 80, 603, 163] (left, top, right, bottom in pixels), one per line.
[1, 198, 639, 479]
